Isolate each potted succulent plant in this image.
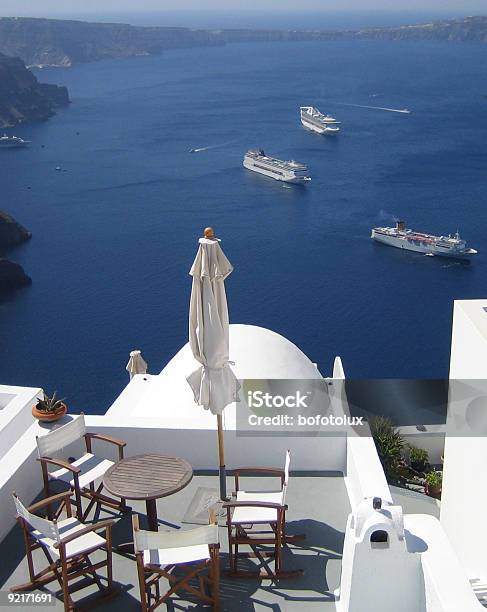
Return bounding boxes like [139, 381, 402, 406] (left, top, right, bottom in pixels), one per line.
[424, 469, 442, 499]
[409, 445, 429, 473]
[32, 391, 67, 422]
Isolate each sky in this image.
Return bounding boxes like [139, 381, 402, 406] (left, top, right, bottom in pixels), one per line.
[0, 0, 486, 30]
[0, 0, 486, 14]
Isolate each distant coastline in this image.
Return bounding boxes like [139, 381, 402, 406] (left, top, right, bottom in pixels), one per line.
[0, 15, 486, 69]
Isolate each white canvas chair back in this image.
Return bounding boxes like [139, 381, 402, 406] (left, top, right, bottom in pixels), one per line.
[282, 450, 291, 506]
[37, 414, 86, 457]
[13, 494, 60, 543]
[284, 450, 291, 486]
[134, 524, 219, 554]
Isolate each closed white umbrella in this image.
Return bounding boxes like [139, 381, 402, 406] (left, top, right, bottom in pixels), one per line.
[186, 227, 239, 499]
[126, 350, 148, 380]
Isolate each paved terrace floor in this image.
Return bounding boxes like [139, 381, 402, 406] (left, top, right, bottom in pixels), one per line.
[0, 474, 439, 611]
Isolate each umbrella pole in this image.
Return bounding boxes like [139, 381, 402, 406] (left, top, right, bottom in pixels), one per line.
[217, 414, 227, 500]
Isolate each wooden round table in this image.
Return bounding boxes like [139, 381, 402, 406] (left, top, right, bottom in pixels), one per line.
[103, 453, 193, 531]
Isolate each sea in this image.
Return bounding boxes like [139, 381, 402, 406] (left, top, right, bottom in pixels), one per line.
[1, 12, 487, 416]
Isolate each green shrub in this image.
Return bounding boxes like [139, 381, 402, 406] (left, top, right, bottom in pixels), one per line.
[369, 416, 404, 481]
[425, 470, 442, 488]
[409, 445, 429, 468]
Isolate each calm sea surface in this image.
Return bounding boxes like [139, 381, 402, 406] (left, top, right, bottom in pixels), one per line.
[1, 38, 487, 414]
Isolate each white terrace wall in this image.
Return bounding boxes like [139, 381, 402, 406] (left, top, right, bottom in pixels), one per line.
[344, 435, 393, 511]
[405, 514, 483, 612]
[84, 415, 348, 472]
[441, 299, 487, 580]
[398, 425, 445, 465]
[0, 385, 42, 460]
[327, 358, 394, 512]
[0, 386, 43, 543]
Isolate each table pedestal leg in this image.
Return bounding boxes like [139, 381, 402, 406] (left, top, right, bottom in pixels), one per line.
[146, 499, 158, 531]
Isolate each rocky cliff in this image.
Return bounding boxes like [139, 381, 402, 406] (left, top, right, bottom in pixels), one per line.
[0, 211, 31, 252]
[0, 212, 32, 291]
[0, 16, 486, 68]
[0, 17, 222, 67]
[0, 259, 31, 290]
[0, 52, 69, 127]
[220, 16, 487, 44]
[341, 16, 487, 43]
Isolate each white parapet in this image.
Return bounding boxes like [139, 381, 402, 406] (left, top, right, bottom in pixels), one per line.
[441, 299, 487, 581]
[0, 385, 42, 460]
[406, 514, 483, 611]
[336, 498, 425, 612]
[336, 501, 483, 612]
[0, 385, 44, 543]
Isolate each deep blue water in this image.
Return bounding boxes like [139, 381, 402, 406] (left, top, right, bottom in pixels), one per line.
[1, 39, 487, 414]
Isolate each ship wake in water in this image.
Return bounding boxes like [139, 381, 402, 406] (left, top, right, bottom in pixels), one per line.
[189, 140, 237, 153]
[338, 103, 411, 114]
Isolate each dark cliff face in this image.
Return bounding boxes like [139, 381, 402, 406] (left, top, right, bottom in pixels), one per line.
[0, 211, 31, 253]
[0, 52, 69, 127]
[0, 212, 32, 292]
[0, 17, 223, 67]
[0, 259, 31, 290]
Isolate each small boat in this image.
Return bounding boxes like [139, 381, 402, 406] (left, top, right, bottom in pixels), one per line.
[0, 134, 30, 149]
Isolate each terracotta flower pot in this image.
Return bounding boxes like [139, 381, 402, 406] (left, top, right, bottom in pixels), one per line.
[425, 483, 442, 499]
[32, 402, 67, 423]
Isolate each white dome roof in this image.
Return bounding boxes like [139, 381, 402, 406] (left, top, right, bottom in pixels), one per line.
[122, 324, 322, 427]
[163, 324, 322, 381]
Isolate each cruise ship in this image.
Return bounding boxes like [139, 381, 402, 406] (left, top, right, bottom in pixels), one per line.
[372, 220, 477, 259]
[300, 106, 340, 135]
[0, 134, 30, 149]
[243, 149, 311, 183]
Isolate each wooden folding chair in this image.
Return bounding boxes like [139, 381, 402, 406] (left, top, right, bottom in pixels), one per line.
[133, 513, 220, 611]
[36, 414, 127, 520]
[11, 492, 116, 611]
[223, 449, 303, 579]
[232, 449, 304, 546]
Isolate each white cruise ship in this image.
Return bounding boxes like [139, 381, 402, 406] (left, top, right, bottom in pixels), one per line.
[0, 134, 30, 149]
[300, 106, 340, 135]
[243, 149, 311, 183]
[372, 220, 477, 259]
